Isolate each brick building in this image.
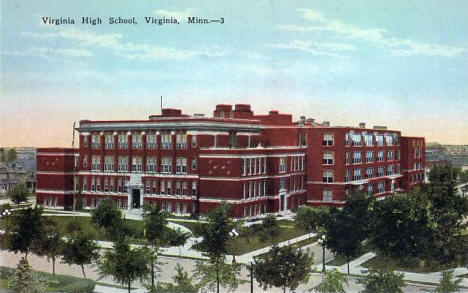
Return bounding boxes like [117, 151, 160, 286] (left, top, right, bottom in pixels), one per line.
[36, 104, 425, 217]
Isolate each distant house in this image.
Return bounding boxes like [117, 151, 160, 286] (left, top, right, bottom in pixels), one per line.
[0, 158, 36, 195]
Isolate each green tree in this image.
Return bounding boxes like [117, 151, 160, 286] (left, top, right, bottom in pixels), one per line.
[435, 270, 462, 293]
[169, 228, 191, 258]
[0, 148, 6, 162]
[198, 202, 238, 293]
[358, 269, 404, 293]
[7, 148, 18, 162]
[62, 231, 99, 278]
[32, 220, 64, 275]
[194, 255, 243, 293]
[90, 197, 123, 238]
[8, 183, 29, 206]
[254, 245, 314, 293]
[317, 269, 348, 293]
[8, 257, 44, 293]
[3, 206, 44, 258]
[99, 237, 149, 293]
[295, 205, 330, 235]
[153, 263, 198, 293]
[259, 214, 281, 244]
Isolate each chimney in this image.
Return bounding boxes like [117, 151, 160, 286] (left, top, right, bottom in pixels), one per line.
[323, 121, 331, 127]
[299, 116, 306, 126]
[359, 122, 366, 129]
[373, 126, 387, 130]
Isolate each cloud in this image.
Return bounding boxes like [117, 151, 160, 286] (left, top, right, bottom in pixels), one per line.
[268, 40, 350, 58]
[4, 47, 93, 61]
[22, 27, 228, 61]
[154, 8, 195, 20]
[280, 8, 467, 58]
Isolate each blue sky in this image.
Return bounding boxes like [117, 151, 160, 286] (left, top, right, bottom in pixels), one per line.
[1, 0, 468, 146]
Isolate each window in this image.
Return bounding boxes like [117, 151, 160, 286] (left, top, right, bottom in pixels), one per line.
[387, 150, 394, 161]
[263, 158, 267, 173]
[118, 134, 128, 149]
[132, 134, 142, 149]
[160, 180, 165, 195]
[378, 182, 385, 193]
[91, 177, 96, 191]
[366, 151, 373, 163]
[353, 169, 362, 181]
[152, 180, 157, 194]
[146, 156, 157, 173]
[280, 178, 286, 190]
[298, 133, 307, 147]
[82, 136, 88, 147]
[132, 157, 142, 172]
[345, 152, 350, 165]
[82, 177, 87, 191]
[243, 182, 247, 199]
[263, 180, 267, 196]
[396, 150, 400, 161]
[366, 167, 373, 179]
[91, 156, 100, 171]
[377, 151, 384, 162]
[145, 180, 151, 194]
[323, 133, 334, 146]
[192, 181, 197, 196]
[191, 158, 197, 170]
[104, 156, 114, 172]
[375, 135, 384, 146]
[161, 133, 172, 149]
[161, 157, 172, 173]
[396, 164, 401, 174]
[105, 134, 114, 149]
[385, 135, 394, 146]
[118, 178, 122, 193]
[83, 155, 88, 168]
[104, 178, 108, 192]
[322, 170, 334, 183]
[322, 190, 333, 202]
[242, 158, 247, 176]
[118, 156, 128, 172]
[176, 133, 187, 149]
[351, 133, 362, 146]
[323, 152, 334, 165]
[345, 169, 350, 182]
[279, 157, 286, 173]
[96, 178, 101, 191]
[146, 134, 157, 149]
[229, 132, 237, 148]
[377, 166, 384, 177]
[91, 134, 100, 149]
[387, 165, 394, 175]
[176, 157, 187, 174]
[353, 152, 362, 164]
[191, 135, 197, 147]
[182, 182, 187, 196]
[110, 177, 114, 192]
[367, 184, 373, 196]
[167, 181, 172, 195]
[176, 181, 181, 196]
[364, 134, 373, 146]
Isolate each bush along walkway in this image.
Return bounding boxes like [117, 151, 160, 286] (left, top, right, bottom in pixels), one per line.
[318, 252, 468, 287]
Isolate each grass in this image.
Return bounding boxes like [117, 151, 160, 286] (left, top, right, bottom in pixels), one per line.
[169, 220, 203, 236]
[326, 244, 373, 266]
[0, 266, 96, 292]
[361, 254, 452, 273]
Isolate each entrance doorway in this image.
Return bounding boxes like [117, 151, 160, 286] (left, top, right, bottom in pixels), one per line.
[280, 194, 285, 211]
[132, 189, 140, 208]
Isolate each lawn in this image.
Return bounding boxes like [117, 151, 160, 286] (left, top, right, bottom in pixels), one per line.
[362, 255, 451, 273]
[0, 266, 96, 292]
[169, 220, 203, 236]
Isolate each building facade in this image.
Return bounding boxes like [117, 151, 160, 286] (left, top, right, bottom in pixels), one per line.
[36, 104, 425, 217]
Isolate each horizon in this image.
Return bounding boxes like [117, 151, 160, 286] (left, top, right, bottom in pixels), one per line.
[2, 0, 468, 146]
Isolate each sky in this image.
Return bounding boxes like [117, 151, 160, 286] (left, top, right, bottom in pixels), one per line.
[1, 0, 468, 147]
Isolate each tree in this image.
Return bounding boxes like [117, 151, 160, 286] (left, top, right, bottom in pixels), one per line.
[62, 231, 99, 278]
[3, 206, 44, 258]
[33, 220, 64, 275]
[153, 263, 198, 293]
[326, 208, 362, 275]
[254, 245, 314, 293]
[258, 214, 281, 244]
[90, 197, 123, 238]
[169, 228, 191, 258]
[435, 270, 462, 293]
[8, 183, 29, 206]
[198, 202, 237, 293]
[358, 269, 404, 293]
[295, 205, 330, 235]
[194, 255, 243, 293]
[7, 148, 17, 162]
[99, 237, 149, 293]
[8, 257, 44, 293]
[316, 269, 348, 293]
[0, 148, 6, 162]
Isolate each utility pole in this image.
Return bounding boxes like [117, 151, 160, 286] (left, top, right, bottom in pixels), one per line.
[160, 96, 163, 114]
[72, 122, 76, 217]
[249, 262, 254, 293]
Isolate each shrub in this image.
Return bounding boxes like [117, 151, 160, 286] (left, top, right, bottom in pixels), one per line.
[59, 279, 95, 293]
